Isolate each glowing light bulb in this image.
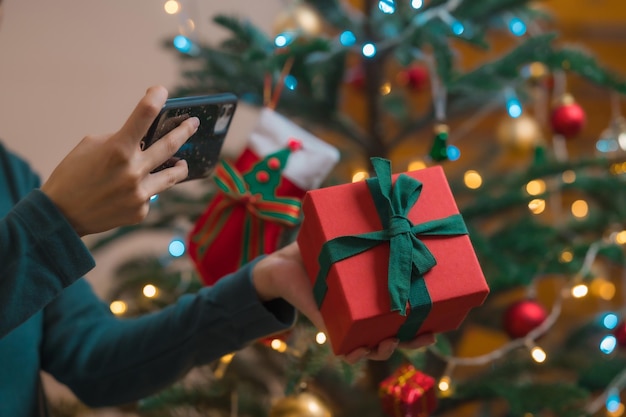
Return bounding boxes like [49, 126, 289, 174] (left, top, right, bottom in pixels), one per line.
[571, 200, 589, 218]
[508, 17, 527, 36]
[451, 20, 465, 36]
[600, 335, 617, 355]
[270, 339, 288, 352]
[559, 249, 573, 263]
[591, 278, 616, 301]
[603, 313, 619, 330]
[380, 82, 392, 95]
[571, 284, 589, 298]
[463, 170, 482, 189]
[607, 388, 622, 413]
[615, 230, 626, 245]
[411, 0, 424, 9]
[562, 170, 576, 183]
[525, 179, 546, 196]
[608, 402, 625, 417]
[143, 284, 158, 298]
[168, 238, 186, 257]
[109, 300, 127, 315]
[530, 346, 547, 363]
[610, 163, 624, 175]
[447, 145, 461, 161]
[507, 96, 523, 118]
[352, 170, 369, 182]
[362, 43, 377, 58]
[315, 332, 327, 344]
[438, 376, 451, 392]
[378, 0, 395, 14]
[173, 35, 193, 54]
[528, 199, 546, 215]
[164, 0, 180, 15]
[284, 75, 298, 91]
[274, 33, 293, 48]
[339, 31, 356, 47]
[597, 139, 619, 153]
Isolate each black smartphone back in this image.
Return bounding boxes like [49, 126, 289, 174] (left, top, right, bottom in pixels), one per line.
[142, 93, 238, 182]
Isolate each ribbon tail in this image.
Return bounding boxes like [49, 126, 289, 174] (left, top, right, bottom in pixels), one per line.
[396, 269, 432, 341]
[387, 234, 413, 316]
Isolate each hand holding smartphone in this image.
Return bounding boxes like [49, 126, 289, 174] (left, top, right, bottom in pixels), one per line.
[141, 93, 238, 182]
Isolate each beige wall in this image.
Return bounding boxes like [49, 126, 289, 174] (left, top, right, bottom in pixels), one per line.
[0, 0, 281, 179]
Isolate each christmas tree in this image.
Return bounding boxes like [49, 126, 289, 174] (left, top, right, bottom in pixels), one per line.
[60, 1, 626, 416]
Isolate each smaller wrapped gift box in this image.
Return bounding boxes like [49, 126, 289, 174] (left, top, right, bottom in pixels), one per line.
[296, 158, 489, 356]
[379, 364, 437, 417]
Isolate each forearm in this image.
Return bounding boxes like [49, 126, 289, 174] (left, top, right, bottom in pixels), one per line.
[0, 190, 94, 338]
[41, 259, 295, 407]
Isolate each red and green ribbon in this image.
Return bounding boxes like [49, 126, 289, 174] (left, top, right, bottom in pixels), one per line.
[312, 157, 468, 341]
[191, 159, 301, 266]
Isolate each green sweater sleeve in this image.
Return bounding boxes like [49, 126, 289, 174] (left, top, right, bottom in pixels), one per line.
[40, 257, 296, 407]
[0, 189, 96, 338]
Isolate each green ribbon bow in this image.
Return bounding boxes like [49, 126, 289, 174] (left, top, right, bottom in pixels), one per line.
[312, 157, 469, 341]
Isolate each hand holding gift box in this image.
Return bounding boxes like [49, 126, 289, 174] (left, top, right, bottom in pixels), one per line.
[297, 158, 489, 356]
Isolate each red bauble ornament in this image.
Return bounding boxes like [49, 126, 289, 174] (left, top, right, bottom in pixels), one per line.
[503, 299, 548, 339]
[550, 94, 586, 138]
[397, 64, 429, 91]
[613, 321, 626, 347]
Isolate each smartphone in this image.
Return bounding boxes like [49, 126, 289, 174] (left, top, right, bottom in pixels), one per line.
[141, 93, 238, 182]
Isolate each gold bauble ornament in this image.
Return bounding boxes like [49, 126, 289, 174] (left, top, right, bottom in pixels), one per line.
[521, 62, 550, 85]
[273, 3, 323, 36]
[269, 392, 332, 417]
[496, 114, 543, 153]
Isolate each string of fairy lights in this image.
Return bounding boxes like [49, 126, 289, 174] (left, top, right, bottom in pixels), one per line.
[429, 240, 626, 416]
[102, 1, 626, 415]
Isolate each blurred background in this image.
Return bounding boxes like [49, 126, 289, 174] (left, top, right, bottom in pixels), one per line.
[1, 1, 626, 416]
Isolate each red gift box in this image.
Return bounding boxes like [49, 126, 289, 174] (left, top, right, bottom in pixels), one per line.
[379, 364, 437, 417]
[296, 158, 489, 356]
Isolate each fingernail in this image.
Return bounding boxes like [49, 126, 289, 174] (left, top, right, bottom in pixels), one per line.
[190, 117, 200, 128]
